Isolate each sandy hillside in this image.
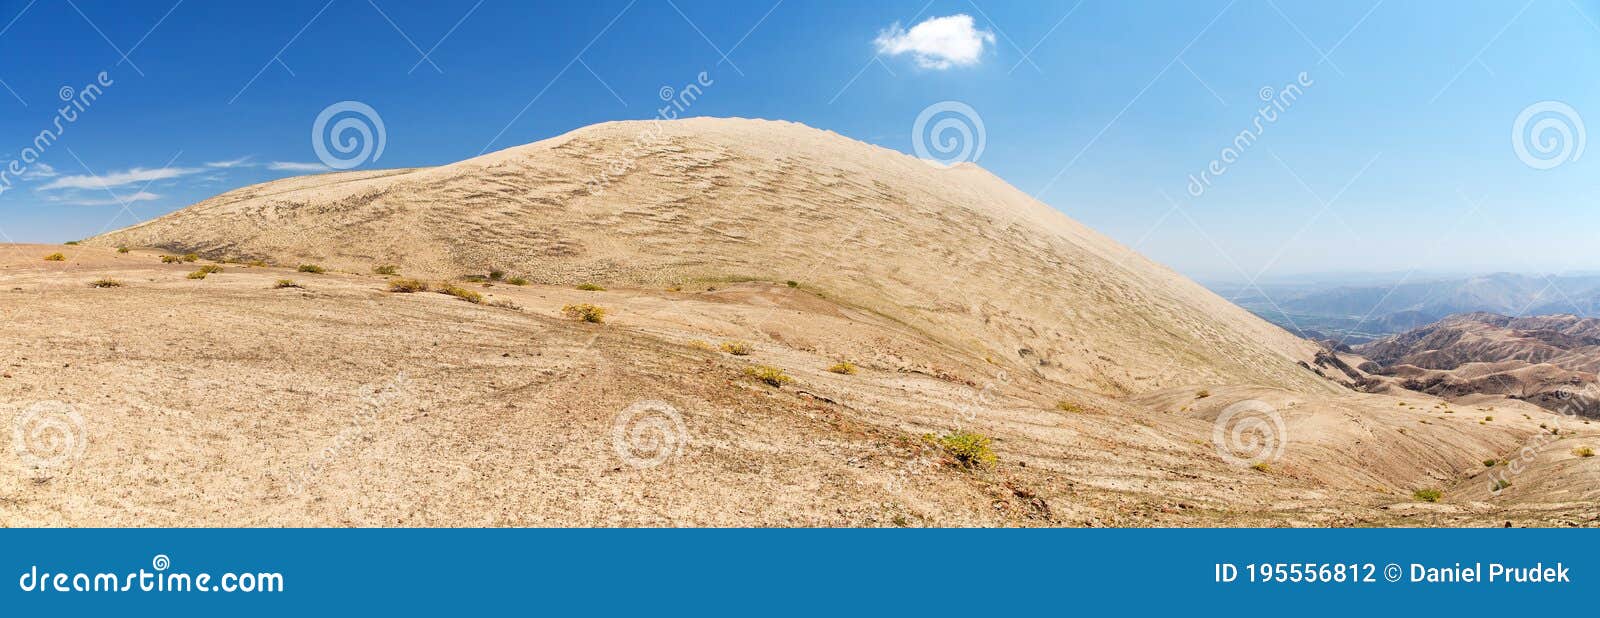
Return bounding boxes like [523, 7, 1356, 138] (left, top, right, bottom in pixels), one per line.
[87, 118, 1328, 397]
[0, 118, 1594, 527]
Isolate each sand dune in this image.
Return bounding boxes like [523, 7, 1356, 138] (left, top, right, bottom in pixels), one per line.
[0, 119, 1590, 527]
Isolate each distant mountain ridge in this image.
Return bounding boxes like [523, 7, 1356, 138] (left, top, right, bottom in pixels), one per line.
[1355, 312, 1600, 415]
[1212, 273, 1600, 343]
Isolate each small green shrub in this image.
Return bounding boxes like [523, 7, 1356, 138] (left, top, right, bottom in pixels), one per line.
[247, 260, 268, 267]
[388, 278, 429, 293]
[1575, 446, 1595, 458]
[1195, 389, 1211, 399]
[785, 280, 798, 288]
[743, 365, 793, 387]
[561, 303, 606, 323]
[438, 284, 483, 304]
[43, 252, 65, 262]
[1055, 401, 1082, 413]
[373, 265, 399, 276]
[186, 270, 208, 279]
[160, 255, 180, 263]
[273, 279, 302, 289]
[1491, 480, 1512, 491]
[297, 264, 325, 274]
[489, 269, 505, 281]
[1413, 489, 1443, 503]
[181, 253, 199, 263]
[63, 241, 80, 245]
[719, 341, 752, 355]
[827, 361, 857, 375]
[506, 276, 528, 286]
[1483, 458, 1498, 467]
[117, 246, 130, 253]
[576, 283, 605, 291]
[88, 278, 121, 288]
[1484, 416, 1494, 422]
[197, 264, 223, 274]
[926, 431, 997, 468]
[1251, 462, 1272, 473]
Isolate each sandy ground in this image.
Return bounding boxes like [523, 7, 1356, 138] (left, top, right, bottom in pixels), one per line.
[1, 244, 1595, 527]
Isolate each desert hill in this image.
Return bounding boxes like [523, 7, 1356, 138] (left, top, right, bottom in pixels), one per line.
[1357, 313, 1600, 415]
[87, 118, 1328, 397]
[0, 118, 1592, 527]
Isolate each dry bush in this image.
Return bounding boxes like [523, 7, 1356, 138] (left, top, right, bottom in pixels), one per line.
[743, 365, 793, 387]
[373, 265, 399, 275]
[576, 283, 605, 291]
[719, 341, 752, 355]
[438, 284, 483, 304]
[827, 361, 857, 375]
[561, 303, 606, 323]
[273, 279, 302, 289]
[925, 431, 996, 468]
[297, 264, 325, 274]
[43, 253, 65, 262]
[388, 278, 429, 293]
[88, 278, 122, 288]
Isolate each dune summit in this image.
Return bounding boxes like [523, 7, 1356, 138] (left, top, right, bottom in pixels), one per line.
[88, 118, 1324, 397]
[0, 118, 1588, 527]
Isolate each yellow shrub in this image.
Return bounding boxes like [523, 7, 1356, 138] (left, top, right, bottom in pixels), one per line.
[743, 365, 793, 387]
[388, 278, 428, 293]
[561, 303, 606, 323]
[925, 431, 996, 468]
[827, 361, 857, 375]
[439, 284, 483, 304]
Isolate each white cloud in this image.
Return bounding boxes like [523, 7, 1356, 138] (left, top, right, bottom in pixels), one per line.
[50, 191, 162, 206]
[268, 161, 332, 172]
[874, 14, 995, 69]
[205, 156, 255, 169]
[39, 166, 201, 191]
[19, 163, 58, 180]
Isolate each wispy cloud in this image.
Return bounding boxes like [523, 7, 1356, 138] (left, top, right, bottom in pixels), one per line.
[19, 163, 58, 180]
[48, 191, 162, 206]
[875, 14, 994, 69]
[39, 166, 201, 191]
[205, 156, 255, 169]
[268, 161, 332, 172]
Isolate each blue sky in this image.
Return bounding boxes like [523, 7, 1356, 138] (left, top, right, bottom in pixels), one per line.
[0, 0, 1595, 281]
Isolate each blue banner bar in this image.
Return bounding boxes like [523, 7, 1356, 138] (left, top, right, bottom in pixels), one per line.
[0, 529, 1591, 614]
